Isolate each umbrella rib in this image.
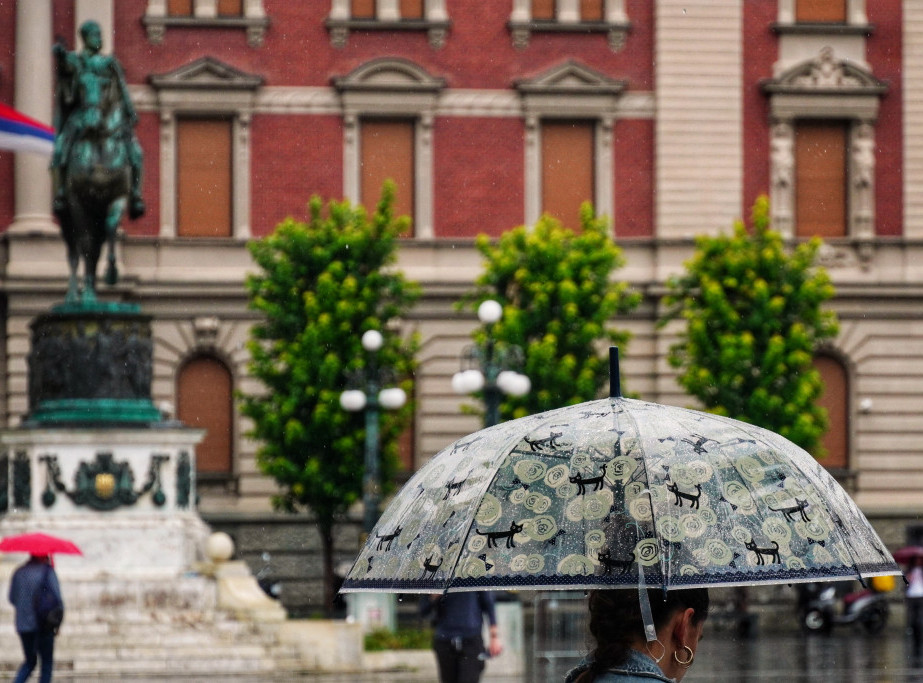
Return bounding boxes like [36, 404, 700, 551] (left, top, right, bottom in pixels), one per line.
[618, 400, 669, 593]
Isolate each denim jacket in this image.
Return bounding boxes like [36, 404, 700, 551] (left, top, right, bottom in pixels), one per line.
[564, 649, 675, 683]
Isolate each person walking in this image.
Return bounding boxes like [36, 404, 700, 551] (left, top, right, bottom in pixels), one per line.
[8, 554, 63, 683]
[421, 591, 503, 683]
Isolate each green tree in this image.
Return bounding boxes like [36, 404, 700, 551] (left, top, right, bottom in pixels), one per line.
[463, 204, 641, 420]
[240, 184, 419, 614]
[659, 195, 839, 454]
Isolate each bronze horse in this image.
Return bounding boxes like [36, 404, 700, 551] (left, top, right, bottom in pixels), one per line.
[56, 64, 138, 304]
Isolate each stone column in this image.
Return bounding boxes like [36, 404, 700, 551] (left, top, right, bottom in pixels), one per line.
[11, 0, 55, 235]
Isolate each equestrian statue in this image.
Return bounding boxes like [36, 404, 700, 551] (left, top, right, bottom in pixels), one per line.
[52, 20, 145, 305]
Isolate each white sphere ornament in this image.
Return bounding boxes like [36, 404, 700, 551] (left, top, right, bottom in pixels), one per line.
[451, 372, 468, 394]
[477, 300, 503, 324]
[206, 532, 235, 563]
[339, 389, 367, 412]
[379, 387, 407, 410]
[496, 370, 517, 394]
[461, 369, 486, 393]
[361, 329, 384, 352]
[499, 371, 531, 397]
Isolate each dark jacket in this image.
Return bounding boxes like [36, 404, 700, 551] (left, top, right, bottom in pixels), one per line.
[8, 558, 63, 633]
[421, 592, 497, 640]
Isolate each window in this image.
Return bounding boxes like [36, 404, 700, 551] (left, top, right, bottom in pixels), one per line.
[762, 48, 886, 244]
[328, 0, 451, 48]
[401, 0, 424, 19]
[774, 0, 868, 30]
[150, 57, 263, 240]
[516, 61, 625, 231]
[218, 0, 244, 16]
[361, 120, 415, 234]
[532, 0, 554, 21]
[795, 121, 847, 238]
[352, 0, 375, 18]
[177, 118, 233, 238]
[144, 0, 269, 46]
[168, 0, 193, 15]
[581, 0, 604, 22]
[541, 121, 594, 229]
[178, 356, 234, 476]
[509, 0, 629, 50]
[795, 0, 846, 23]
[814, 355, 848, 470]
[334, 58, 445, 238]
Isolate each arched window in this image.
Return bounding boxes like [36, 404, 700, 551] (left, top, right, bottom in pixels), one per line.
[814, 355, 849, 470]
[178, 356, 234, 476]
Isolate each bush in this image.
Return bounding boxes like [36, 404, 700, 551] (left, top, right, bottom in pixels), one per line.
[364, 627, 434, 651]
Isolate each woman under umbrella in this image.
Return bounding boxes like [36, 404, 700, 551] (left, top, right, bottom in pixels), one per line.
[565, 588, 709, 683]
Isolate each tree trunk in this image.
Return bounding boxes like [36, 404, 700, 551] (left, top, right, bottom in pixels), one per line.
[319, 521, 336, 617]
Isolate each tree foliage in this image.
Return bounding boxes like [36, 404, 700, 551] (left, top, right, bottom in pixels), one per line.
[659, 195, 839, 454]
[240, 184, 419, 609]
[464, 204, 641, 420]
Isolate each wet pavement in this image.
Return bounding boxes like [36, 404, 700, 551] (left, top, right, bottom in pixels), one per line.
[301, 630, 923, 682]
[23, 631, 923, 681]
[689, 631, 923, 682]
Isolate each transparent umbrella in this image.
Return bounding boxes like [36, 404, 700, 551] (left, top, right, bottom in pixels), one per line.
[341, 350, 901, 595]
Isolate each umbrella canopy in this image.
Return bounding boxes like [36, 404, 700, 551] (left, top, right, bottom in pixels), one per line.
[893, 546, 923, 565]
[0, 532, 82, 556]
[342, 380, 900, 594]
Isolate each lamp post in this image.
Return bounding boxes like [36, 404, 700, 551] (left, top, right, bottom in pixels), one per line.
[452, 300, 530, 427]
[339, 330, 407, 534]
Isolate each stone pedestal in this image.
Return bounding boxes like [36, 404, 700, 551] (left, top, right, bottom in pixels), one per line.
[0, 426, 208, 578]
[27, 303, 160, 425]
[0, 300, 291, 676]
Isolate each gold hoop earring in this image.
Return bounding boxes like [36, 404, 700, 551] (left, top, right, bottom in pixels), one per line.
[673, 645, 694, 667]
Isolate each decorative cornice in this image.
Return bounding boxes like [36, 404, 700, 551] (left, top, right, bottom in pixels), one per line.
[514, 59, 627, 96]
[149, 57, 264, 91]
[762, 47, 887, 96]
[131, 84, 654, 119]
[332, 57, 447, 94]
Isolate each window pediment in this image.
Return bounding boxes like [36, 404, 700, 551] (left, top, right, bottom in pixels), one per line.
[515, 60, 625, 119]
[149, 57, 264, 92]
[332, 58, 446, 94]
[515, 60, 627, 97]
[762, 47, 886, 96]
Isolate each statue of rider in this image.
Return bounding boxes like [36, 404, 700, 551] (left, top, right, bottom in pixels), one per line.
[52, 20, 145, 220]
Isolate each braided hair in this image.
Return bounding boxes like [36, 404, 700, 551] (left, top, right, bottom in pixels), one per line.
[574, 588, 710, 683]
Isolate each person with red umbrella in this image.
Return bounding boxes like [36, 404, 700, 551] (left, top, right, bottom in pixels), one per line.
[2, 533, 78, 683]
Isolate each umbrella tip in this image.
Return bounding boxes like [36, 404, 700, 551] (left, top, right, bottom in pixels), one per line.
[609, 347, 621, 398]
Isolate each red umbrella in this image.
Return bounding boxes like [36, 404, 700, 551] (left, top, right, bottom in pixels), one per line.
[893, 546, 923, 564]
[0, 532, 82, 556]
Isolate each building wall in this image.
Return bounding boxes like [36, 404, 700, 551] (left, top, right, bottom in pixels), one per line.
[1, 1, 922, 613]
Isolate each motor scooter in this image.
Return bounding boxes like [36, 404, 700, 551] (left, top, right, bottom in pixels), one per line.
[798, 581, 889, 634]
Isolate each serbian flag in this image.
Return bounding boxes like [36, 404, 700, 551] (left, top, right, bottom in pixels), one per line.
[0, 102, 55, 157]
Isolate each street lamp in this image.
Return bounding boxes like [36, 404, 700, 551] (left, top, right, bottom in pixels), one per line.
[452, 300, 530, 427]
[339, 330, 407, 534]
